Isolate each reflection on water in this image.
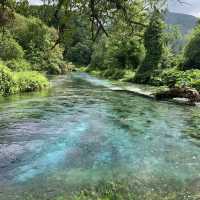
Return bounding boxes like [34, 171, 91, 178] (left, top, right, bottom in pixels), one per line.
[0, 73, 200, 199]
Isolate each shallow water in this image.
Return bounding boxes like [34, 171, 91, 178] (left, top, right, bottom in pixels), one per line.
[0, 73, 200, 199]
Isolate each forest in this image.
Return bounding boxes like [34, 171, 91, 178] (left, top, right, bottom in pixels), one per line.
[0, 0, 200, 200]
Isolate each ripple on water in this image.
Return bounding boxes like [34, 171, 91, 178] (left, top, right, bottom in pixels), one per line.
[0, 73, 200, 199]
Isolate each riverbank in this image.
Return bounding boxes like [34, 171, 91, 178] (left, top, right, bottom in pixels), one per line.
[77, 67, 200, 106]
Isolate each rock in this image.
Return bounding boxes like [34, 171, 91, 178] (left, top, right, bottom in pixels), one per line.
[172, 98, 192, 105]
[154, 87, 200, 104]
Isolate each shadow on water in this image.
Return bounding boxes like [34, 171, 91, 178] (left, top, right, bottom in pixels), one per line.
[0, 73, 200, 199]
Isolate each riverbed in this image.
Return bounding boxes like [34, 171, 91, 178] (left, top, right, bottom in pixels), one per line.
[0, 73, 200, 199]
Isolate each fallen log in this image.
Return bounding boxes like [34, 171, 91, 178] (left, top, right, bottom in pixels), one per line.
[154, 87, 200, 104]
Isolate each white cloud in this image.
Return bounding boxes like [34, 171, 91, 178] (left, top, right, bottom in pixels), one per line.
[29, 0, 42, 5]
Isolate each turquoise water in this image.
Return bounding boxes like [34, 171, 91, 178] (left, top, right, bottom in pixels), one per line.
[0, 73, 200, 199]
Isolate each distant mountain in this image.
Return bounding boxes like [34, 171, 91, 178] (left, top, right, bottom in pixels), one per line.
[165, 11, 198, 35]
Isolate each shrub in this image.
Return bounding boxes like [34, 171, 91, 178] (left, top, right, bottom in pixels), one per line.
[14, 71, 49, 93]
[151, 68, 200, 91]
[160, 68, 184, 87]
[0, 62, 16, 95]
[45, 47, 68, 74]
[191, 79, 200, 91]
[0, 37, 24, 60]
[5, 59, 31, 71]
[121, 70, 136, 82]
[102, 68, 125, 80]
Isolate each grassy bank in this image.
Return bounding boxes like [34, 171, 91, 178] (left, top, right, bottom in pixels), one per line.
[0, 62, 49, 96]
[79, 66, 200, 93]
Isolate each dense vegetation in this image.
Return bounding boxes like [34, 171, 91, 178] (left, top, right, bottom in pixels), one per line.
[1, 0, 200, 96]
[0, 2, 69, 96]
[79, 4, 200, 93]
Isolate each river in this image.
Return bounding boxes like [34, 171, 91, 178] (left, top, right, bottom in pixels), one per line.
[0, 73, 200, 199]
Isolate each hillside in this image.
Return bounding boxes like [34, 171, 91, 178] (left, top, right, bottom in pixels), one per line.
[166, 11, 198, 35]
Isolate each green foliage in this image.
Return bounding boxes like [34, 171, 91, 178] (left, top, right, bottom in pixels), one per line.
[5, 59, 31, 71]
[14, 71, 49, 93]
[66, 42, 92, 66]
[9, 14, 66, 74]
[163, 24, 183, 53]
[0, 62, 49, 96]
[90, 37, 107, 70]
[105, 38, 145, 70]
[89, 0, 146, 72]
[62, 15, 92, 66]
[183, 24, 200, 70]
[0, 1, 15, 28]
[11, 14, 54, 50]
[102, 68, 125, 80]
[121, 70, 136, 82]
[134, 9, 164, 83]
[0, 36, 24, 60]
[151, 67, 200, 91]
[0, 62, 16, 95]
[90, 35, 145, 79]
[15, 0, 30, 17]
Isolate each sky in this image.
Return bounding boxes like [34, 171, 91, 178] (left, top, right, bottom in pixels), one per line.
[169, 0, 200, 17]
[29, 0, 200, 17]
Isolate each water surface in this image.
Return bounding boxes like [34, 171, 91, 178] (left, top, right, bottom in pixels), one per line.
[0, 73, 200, 199]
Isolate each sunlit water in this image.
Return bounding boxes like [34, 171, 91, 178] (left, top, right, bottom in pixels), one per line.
[0, 73, 200, 199]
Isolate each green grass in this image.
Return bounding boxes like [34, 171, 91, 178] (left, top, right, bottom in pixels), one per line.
[0, 62, 49, 96]
[14, 71, 49, 93]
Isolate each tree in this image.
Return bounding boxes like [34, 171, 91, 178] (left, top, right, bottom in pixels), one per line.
[52, 0, 166, 45]
[15, 0, 30, 17]
[183, 23, 200, 70]
[0, 0, 15, 32]
[134, 8, 164, 83]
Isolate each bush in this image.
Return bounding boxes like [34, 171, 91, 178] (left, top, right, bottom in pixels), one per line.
[151, 68, 200, 91]
[5, 59, 31, 71]
[14, 71, 49, 93]
[45, 47, 68, 74]
[191, 79, 200, 91]
[0, 62, 16, 95]
[102, 68, 125, 80]
[0, 37, 24, 60]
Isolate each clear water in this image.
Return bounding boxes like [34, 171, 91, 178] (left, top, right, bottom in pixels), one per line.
[0, 73, 200, 199]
